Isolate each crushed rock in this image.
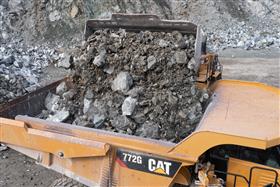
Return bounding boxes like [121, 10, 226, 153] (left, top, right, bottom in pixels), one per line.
[0, 144, 8, 152]
[0, 0, 279, 51]
[0, 42, 60, 105]
[40, 29, 210, 143]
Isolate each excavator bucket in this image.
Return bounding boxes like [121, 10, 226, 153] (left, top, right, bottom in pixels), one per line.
[85, 13, 222, 87]
[84, 13, 207, 71]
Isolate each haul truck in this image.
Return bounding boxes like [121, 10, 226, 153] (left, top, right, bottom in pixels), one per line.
[0, 14, 279, 187]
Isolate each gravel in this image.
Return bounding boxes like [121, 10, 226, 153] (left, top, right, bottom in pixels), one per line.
[0, 42, 60, 105]
[1, 0, 279, 52]
[39, 29, 210, 143]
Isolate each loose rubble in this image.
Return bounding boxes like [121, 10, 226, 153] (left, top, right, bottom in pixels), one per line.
[1, 0, 279, 52]
[40, 29, 210, 143]
[0, 144, 8, 152]
[0, 42, 60, 104]
[207, 24, 280, 51]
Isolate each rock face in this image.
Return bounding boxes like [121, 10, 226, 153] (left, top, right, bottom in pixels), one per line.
[40, 29, 210, 143]
[0, 0, 279, 50]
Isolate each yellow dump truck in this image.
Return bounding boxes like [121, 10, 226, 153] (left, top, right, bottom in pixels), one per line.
[0, 14, 279, 187]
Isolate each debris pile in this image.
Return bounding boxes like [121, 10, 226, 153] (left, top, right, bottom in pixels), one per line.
[207, 24, 280, 51]
[40, 29, 210, 142]
[0, 42, 60, 104]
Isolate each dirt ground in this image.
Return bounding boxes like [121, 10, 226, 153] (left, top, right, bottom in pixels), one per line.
[220, 47, 280, 87]
[0, 149, 62, 187]
[0, 65, 68, 187]
[0, 48, 279, 187]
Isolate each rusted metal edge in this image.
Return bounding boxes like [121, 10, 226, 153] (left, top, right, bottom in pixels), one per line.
[85, 13, 198, 39]
[0, 79, 65, 118]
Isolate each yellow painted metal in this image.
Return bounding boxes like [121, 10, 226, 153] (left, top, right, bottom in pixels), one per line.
[198, 80, 280, 140]
[0, 117, 192, 186]
[171, 167, 192, 186]
[197, 53, 221, 83]
[227, 157, 280, 187]
[0, 118, 110, 158]
[170, 80, 280, 158]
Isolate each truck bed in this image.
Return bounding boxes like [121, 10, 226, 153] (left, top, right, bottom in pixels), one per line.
[1, 79, 279, 163]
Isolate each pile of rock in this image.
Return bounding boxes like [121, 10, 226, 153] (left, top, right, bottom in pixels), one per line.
[0, 41, 61, 104]
[1, 0, 280, 52]
[207, 23, 280, 51]
[40, 29, 210, 142]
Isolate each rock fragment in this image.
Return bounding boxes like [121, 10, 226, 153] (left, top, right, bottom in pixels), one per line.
[85, 99, 108, 128]
[147, 55, 157, 69]
[136, 122, 159, 139]
[62, 89, 76, 100]
[92, 113, 106, 128]
[83, 98, 92, 114]
[0, 55, 15, 65]
[49, 10, 61, 22]
[92, 55, 104, 67]
[56, 82, 67, 95]
[187, 58, 196, 70]
[58, 53, 72, 69]
[158, 39, 169, 48]
[111, 115, 133, 131]
[72, 117, 89, 127]
[126, 87, 144, 97]
[70, 3, 79, 18]
[85, 89, 94, 99]
[122, 97, 137, 116]
[47, 110, 70, 122]
[45, 93, 60, 112]
[111, 72, 133, 92]
[104, 65, 114, 74]
[92, 50, 106, 67]
[0, 144, 8, 152]
[174, 51, 187, 64]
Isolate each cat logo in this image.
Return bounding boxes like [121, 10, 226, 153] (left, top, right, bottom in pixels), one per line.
[148, 158, 172, 176]
[117, 149, 181, 178]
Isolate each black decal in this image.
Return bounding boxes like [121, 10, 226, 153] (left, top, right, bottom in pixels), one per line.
[116, 149, 181, 178]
